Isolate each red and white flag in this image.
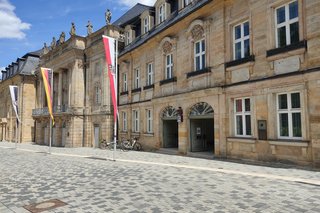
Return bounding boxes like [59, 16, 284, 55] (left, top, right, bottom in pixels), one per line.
[102, 35, 117, 122]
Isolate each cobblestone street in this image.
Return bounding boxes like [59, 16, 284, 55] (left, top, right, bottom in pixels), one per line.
[0, 142, 320, 213]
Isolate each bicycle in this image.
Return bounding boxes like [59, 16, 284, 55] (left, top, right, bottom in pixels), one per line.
[121, 137, 142, 151]
[100, 139, 120, 150]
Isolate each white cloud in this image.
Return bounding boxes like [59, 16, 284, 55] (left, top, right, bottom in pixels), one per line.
[0, 0, 31, 39]
[118, 0, 156, 7]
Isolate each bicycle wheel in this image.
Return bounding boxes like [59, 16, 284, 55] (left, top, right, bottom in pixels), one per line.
[121, 140, 130, 152]
[106, 142, 114, 150]
[133, 142, 142, 151]
[100, 142, 106, 150]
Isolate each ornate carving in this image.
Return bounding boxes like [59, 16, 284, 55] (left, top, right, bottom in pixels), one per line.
[86, 20, 93, 35]
[191, 25, 204, 41]
[162, 41, 172, 54]
[42, 43, 49, 54]
[161, 106, 178, 119]
[189, 102, 214, 116]
[70, 22, 76, 36]
[50, 37, 57, 50]
[78, 60, 84, 69]
[59, 32, 66, 44]
[105, 9, 112, 25]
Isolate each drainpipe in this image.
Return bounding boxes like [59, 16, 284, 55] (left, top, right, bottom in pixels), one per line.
[82, 53, 87, 147]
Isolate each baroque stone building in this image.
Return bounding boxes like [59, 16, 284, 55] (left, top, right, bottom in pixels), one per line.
[116, 0, 320, 166]
[0, 51, 41, 143]
[32, 26, 120, 147]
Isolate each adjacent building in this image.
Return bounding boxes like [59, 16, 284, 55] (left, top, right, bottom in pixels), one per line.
[116, 0, 320, 166]
[32, 26, 120, 147]
[0, 51, 41, 143]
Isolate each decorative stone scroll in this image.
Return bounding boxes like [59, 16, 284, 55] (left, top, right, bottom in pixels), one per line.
[162, 41, 173, 54]
[191, 24, 204, 41]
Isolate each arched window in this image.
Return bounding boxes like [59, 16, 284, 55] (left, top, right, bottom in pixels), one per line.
[189, 102, 213, 118]
[161, 106, 178, 119]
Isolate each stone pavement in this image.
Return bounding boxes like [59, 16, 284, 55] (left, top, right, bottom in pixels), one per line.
[0, 141, 320, 213]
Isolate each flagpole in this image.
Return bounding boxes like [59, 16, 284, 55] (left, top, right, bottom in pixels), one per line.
[49, 69, 53, 154]
[113, 38, 118, 161]
[15, 119, 18, 149]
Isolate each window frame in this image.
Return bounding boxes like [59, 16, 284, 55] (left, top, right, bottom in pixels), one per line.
[125, 31, 130, 45]
[234, 97, 252, 137]
[277, 92, 302, 139]
[123, 73, 128, 92]
[144, 16, 149, 34]
[146, 63, 154, 86]
[274, 0, 299, 48]
[146, 109, 153, 133]
[159, 4, 165, 24]
[194, 39, 206, 71]
[134, 68, 140, 89]
[233, 21, 250, 60]
[165, 53, 173, 79]
[122, 111, 127, 132]
[133, 109, 140, 133]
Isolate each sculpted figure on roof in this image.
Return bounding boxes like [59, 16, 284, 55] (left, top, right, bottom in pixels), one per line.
[105, 9, 112, 25]
[70, 22, 76, 36]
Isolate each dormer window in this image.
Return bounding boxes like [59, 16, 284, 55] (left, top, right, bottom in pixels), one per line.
[144, 16, 149, 34]
[184, 0, 192, 7]
[125, 31, 130, 45]
[159, 4, 165, 24]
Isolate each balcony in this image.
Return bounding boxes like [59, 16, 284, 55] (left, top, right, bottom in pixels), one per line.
[91, 105, 112, 114]
[32, 105, 71, 116]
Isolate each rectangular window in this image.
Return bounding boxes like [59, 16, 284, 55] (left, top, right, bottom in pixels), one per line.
[122, 111, 127, 131]
[123, 73, 128, 92]
[134, 68, 140, 89]
[133, 110, 139, 132]
[165, 54, 173, 79]
[233, 21, 250, 60]
[146, 63, 153, 86]
[275, 0, 299, 48]
[159, 4, 165, 24]
[125, 31, 130, 45]
[194, 39, 206, 71]
[146, 109, 153, 133]
[234, 98, 251, 137]
[277, 92, 302, 138]
[144, 17, 149, 34]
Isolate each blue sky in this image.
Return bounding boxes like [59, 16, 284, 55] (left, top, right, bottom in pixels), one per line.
[0, 0, 156, 77]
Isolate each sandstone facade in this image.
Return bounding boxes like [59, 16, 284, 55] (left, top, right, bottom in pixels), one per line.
[117, 0, 320, 166]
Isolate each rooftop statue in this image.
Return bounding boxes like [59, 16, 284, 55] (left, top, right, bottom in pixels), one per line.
[59, 32, 66, 44]
[105, 9, 112, 25]
[42, 42, 49, 54]
[50, 37, 56, 50]
[86, 20, 93, 35]
[70, 22, 76, 36]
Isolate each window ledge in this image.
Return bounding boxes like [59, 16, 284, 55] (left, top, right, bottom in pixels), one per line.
[120, 91, 128, 96]
[143, 84, 154, 90]
[266, 40, 307, 60]
[160, 77, 177, 85]
[225, 55, 255, 69]
[269, 139, 309, 147]
[186, 67, 211, 78]
[131, 87, 141, 93]
[143, 133, 154, 137]
[227, 137, 257, 144]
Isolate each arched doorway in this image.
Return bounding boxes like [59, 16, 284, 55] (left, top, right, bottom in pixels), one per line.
[161, 106, 178, 148]
[189, 102, 214, 152]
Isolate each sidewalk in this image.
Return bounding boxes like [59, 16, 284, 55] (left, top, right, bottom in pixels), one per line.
[0, 141, 319, 186]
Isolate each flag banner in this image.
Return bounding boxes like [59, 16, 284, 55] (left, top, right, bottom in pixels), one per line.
[9, 85, 21, 123]
[41, 67, 54, 125]
[102, 35, 117, 122]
